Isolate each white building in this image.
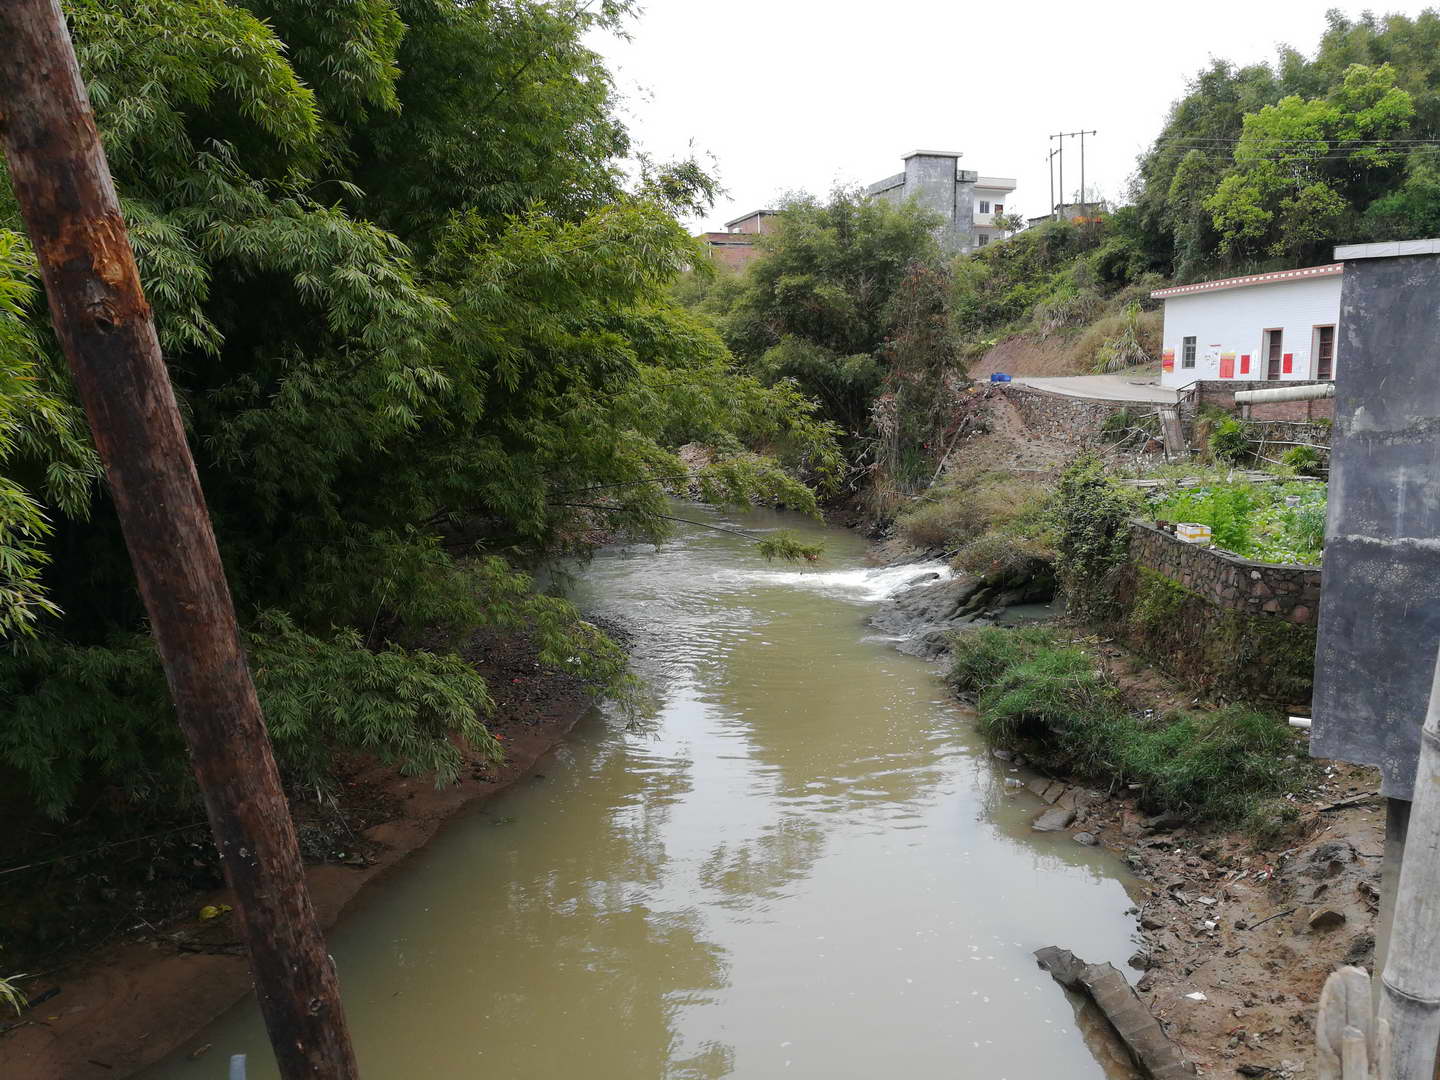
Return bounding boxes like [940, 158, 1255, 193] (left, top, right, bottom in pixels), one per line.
[866, 151, 1016, 255]
[972, 177, 1017, 248]
[1152, 264, 1342, 389]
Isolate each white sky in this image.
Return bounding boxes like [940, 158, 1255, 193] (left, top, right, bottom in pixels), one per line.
[592, 1, 1437, 232]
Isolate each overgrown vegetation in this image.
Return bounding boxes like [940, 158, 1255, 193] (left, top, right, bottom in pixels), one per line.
[1124, 569, 1319, 705]
[949, 627, 1313, 832]
[0, 0, 842, 823]
[896, 469, 1054, 582]
[1151, 479, 1327, 564]
[1051, 456, 1143, 619]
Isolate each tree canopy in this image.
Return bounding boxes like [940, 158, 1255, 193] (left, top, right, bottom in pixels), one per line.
[0, 0, 839, 819]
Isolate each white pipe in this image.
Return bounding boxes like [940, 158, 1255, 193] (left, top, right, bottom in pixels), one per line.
[1233, 383, 1336, 404]
[1289, 717, 1313, 730]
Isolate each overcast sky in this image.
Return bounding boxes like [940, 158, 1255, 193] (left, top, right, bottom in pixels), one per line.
[591, 1, 1436, 232]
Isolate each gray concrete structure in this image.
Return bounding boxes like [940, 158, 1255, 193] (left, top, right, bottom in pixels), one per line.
[866, 150, 1013, 254]
[1311, 240, 1440, 800]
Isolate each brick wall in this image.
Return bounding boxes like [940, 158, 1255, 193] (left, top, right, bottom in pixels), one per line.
[1189, 379, 1335, 421]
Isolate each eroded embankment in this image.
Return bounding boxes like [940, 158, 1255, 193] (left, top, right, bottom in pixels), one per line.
[0, 629, 602, 1080]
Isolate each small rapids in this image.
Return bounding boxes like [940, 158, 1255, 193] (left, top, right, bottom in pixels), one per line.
[715, 560, 953, 603]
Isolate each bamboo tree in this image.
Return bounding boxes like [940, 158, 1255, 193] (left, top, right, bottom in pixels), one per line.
[0, 2, 357, 1076]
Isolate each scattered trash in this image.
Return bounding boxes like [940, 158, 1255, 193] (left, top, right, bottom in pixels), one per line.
[1185, 991, 1208, 1002]
[198, 905, 232, 921]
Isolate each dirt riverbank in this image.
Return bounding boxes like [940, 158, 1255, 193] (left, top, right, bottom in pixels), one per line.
[0, 628, 604, 1080]
[963, 633, 1381, 1079]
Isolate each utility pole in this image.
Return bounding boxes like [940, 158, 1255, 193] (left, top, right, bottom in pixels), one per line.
[1050, 133, 1064, 220]
[1050, 129, 1097, 221]
[0, 3, 359, 1078]
[1047, 148, 1058, 221]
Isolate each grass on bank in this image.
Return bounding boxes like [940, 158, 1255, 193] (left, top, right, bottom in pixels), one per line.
[895, 469, 1055, 578]
[948, 626, 1313, 837]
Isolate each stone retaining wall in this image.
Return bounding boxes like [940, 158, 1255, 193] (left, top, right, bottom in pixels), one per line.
[1128, 521, 1320, 624]
[1000, 385, 1134, 445]
[1114, 522, 1321, 704]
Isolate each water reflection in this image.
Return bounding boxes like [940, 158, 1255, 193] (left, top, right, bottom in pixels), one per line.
[144, 506, 1143, 1080]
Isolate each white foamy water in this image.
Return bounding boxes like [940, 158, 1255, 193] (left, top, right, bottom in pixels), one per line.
[716, 560, 952, 603]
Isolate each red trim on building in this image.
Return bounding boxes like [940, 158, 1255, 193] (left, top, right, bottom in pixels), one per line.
[1150, 263, 1343, 299]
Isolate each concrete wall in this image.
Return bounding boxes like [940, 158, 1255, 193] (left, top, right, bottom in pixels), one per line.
[1161, 274, 1342, 388]
[867, 153, 989, 254]
[1313, 250, 1440, 799]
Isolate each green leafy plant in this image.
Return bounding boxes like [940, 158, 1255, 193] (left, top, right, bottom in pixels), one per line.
[0, 970, 25, 1016]
[1051, 455, 1142, 618]
[1280, 444, 1324, 475]
[1208, 417, 1251, 463]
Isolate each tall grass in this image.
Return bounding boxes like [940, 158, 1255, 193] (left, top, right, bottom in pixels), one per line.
[949, 627, 1312, 832]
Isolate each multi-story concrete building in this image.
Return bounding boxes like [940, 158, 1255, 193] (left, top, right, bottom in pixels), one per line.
[865, 150, 1016, 254]
[697, 209, 776, 272]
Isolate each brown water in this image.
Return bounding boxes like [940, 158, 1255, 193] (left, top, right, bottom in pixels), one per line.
[145, 507, 1143, 1080]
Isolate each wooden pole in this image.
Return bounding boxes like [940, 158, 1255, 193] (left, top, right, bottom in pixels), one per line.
[0, 3, 359, 1077]
[1376, 642, 1440, 1079]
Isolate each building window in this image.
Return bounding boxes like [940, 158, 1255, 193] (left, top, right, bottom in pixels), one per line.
[993, 203, 1003, 214]
[978, 200, 990, 214]
[1182, 336, 1196, 369]
[1314, 325, 1335, 379]
[977, 234, 989, 246]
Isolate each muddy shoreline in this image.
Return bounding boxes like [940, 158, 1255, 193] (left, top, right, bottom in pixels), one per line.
[0, 633, 603, 1080]
[870, 569, 1382, 1079]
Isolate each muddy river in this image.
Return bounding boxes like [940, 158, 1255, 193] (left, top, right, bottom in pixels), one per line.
[146, 507, 1143, 1079]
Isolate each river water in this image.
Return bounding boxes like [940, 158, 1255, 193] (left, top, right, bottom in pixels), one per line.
[146, 507, 1143, 1080]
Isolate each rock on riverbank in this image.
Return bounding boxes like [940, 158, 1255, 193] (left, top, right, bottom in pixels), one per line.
[868, 567, 1057, 659]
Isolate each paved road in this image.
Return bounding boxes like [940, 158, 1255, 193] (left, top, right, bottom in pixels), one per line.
[1011, 374, 1179, 404]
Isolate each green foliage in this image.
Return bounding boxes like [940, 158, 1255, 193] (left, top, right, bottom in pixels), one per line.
[949, 627, 1313, 827]
[0, 232, 101, 640]
[1129, 569, 1190, 635]
[1089, 303, 1158, 373]
[0, 610, 516, 818]
[1280, 445, 1324, 475]
[1051, 455, 1142, 618]
[1155, 483, 1255, 551]
[1208, 417, 1251, 463]
[0, 0, 839, 823]
[707, 188, 945, 437]
[1136, 13, 1440, 273]
[1150, 479, 1326, 565]
[896, 470, 1054, 582]
[0, 969, 24, 1016]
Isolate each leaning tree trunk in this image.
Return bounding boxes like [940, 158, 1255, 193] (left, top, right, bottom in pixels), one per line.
[0, 2, 358, 1076]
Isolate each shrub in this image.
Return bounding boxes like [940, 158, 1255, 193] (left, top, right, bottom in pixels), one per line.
[1052, 455, 1141, 618]
[1086, 304, 1160, 373]
[896, 470, 1041, 550]
[1280, 445, 1324, 475]
[1209, 417, 1250, 463]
